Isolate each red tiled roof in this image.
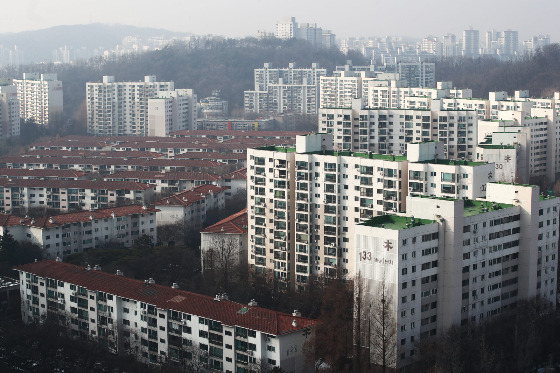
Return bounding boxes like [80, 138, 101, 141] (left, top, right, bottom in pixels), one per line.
[174, 152, 247, 160]
[153, 184, 228, 207]
[14, 260, 318, 335]
[201, 209, 248, 234]
[0, 157, 223, 169]
[222, 168, 247, 180]
[103, 171, 220, 182]
[141, 159, 223, 168]
[171, 130, 310, 138]
[0, 213, 26, 227]
[0, 168, 87, 178]
[0, 179, 154, 190]
[24, 150, 164, 159]
[21, 205, 160, 228]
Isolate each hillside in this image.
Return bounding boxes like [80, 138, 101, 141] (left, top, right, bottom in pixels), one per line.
[2, 38, 366, 129]
[436, 44, 560, 98]
[0, 23, 191, 63]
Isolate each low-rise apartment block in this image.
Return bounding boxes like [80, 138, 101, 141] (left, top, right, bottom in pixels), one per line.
[16, 260, 317, 371]
[0, 205, 158, 258]
[153, 184, 227, 230]
[0, 179, 155, 214]
[103, 171, 221, 193]
[201, 209, 248, 272]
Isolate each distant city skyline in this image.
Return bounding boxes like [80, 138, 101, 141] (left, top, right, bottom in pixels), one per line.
[4, 0, 559, 41]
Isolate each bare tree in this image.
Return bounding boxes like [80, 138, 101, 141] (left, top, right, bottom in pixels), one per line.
[368, 279, 397, 373]
[184, 345, 210, 373]
[203, 236, 243, 292]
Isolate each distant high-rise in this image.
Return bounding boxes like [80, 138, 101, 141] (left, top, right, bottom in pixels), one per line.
[462, 28, 480, 56]
[442, 33, 458, 57]
[87, 75, 173, 136]
[244, 63, 327, 115]
[0, 83, 20, 139]
[147, 89, 197, 137]
[13, 73, 62, 126]
[523, 35, 551, 54]
[486, 29, 518, 56]
[275, 17, 335, 48]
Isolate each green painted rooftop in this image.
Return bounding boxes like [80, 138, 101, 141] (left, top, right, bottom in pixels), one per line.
[417, 158, 486, 166]
[477, 144, 517, 149]
[254, 146, 407, 161]
[463, 199, 514, 217]
[360, 214, 436, 230]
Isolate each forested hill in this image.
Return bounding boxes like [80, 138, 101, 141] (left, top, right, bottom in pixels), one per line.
[436, 44, 560, 98]
[4, 38, 560, 133]
[2, 38, 366, 126]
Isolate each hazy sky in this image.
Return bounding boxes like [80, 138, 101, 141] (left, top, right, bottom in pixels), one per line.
[4, 0, 559, 41]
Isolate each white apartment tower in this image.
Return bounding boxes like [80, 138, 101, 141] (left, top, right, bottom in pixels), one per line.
[87, 75, 174, 136]
[275, 17, 297, 39]
[247, 135, 493, 290]
[13, 73, 63, 126]
[318, 100, 478, 160]
[275, 17, 335, 48]
[244, 63, 327, 115]
[147, 89, 197, 136]
[355, 183, 558, 370]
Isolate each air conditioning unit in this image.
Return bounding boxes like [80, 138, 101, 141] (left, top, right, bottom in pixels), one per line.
[181, 319, 187, 325]
[408, 187, 413, 192]
[247, 350, 254, 356]
[368, 204, 373, 208]
[141, 310, 147, 315]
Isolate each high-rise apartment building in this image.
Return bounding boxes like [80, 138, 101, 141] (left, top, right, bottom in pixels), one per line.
[318, 100, 478, 160]
[356, 182, 558, 370]
[244, 63, 327, 115]
[275, 17, 335, 48]
[87, 75, 174, 136]
[442, 33, 458, 58]
[147, 89, 197, 136]
[462, 28, 480, 56]
[247, 135, 492, 290]
[13, 73, 63, 126]
[486, 29, 519, 56]
[0, 83, 20, 139]
[523, 35, 550, 54]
